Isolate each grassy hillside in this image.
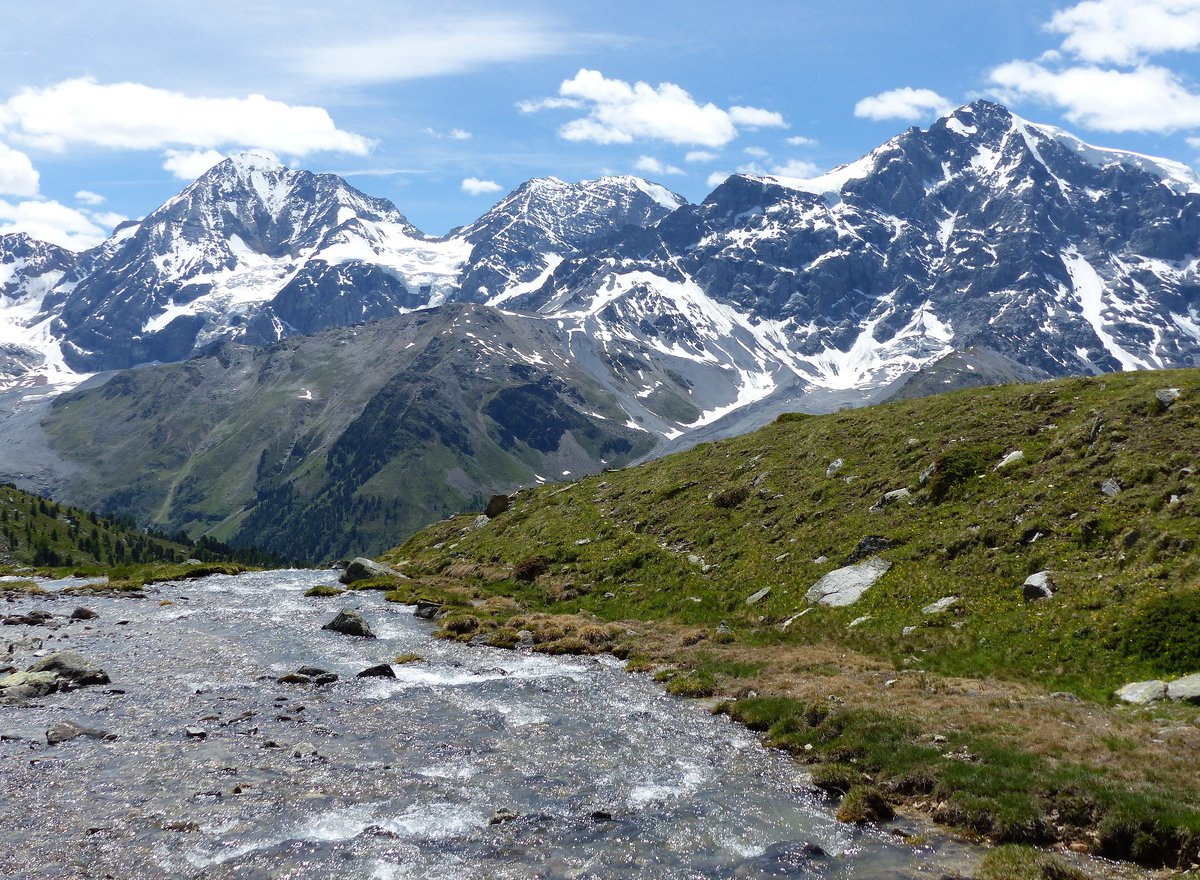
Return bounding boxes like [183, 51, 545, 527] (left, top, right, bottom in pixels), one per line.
[379, 368, 1200, 868]
[40, 305, 654, 563]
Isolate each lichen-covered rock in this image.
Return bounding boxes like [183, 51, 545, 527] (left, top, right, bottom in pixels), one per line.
[339, 557, 403, 585]
[1115, 680, 1168, 704]
[26, 651, 110, 689]
[0, 670, 60, 699]
[1166, 673, 1200, 704]
[805, 557, 891, 607]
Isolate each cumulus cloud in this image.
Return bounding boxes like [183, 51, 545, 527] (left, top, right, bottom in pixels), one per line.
[0, 78, 371, 157]
[423, 127, 472, 140]
[684, 150, 718, 163]
[854, 87, 955, 121]
[1047, 0, 1200, 65]
[74, 190, 105, 206]
[162, 148, 227, 180]
[634, 155, 683, 176]
[786, 135, 818, 147]
[527, 69, 785, 148]
[769, 158, 822, 178]
[294, 15, 573, 85]
[0, 141, 38, 197]
[462, 177, 503, 195]
[743, 146, 769, 158]
[983, 1, 1200, 134]
[0, 198, 119, 250]
[991, 60, 1200, 131]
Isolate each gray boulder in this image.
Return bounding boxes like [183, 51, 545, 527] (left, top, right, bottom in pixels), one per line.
[994, 450, 1024, 470]
[1156, 387, 1181, 407]
[1101, 478, 1122, 498]
[826, 458, 844, 478]
[1167, 673, 1200, 704]
[922, 596, 958, 615]
[805, 557, 892, 607]
[1023, 571, 1055, 601]
[26, 651, 110, 689]
[356, 663, 396, 679]
[484, 494, 511, 518]
[744, 587, 771, 606]
[0, 670, 60, 699]
[1115, 680, 1168, 704]
[339, 557, 404, 585]
[869, 488, 911, 512]
[323, 609, 377, 639]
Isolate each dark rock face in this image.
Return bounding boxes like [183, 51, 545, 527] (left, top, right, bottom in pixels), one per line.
[322, 609, 376, 639]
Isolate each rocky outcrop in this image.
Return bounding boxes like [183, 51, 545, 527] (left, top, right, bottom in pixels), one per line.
[339, 557, 403, 585]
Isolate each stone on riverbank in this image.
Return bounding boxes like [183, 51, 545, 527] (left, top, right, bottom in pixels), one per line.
[339, 558, 404, 585]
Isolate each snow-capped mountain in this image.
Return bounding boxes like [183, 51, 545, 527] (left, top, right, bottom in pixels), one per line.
[0, 234, 78, 388]
[0, 154, 685, 380]
[504, 99, 1200, 435]
[3, 100, 1199, 441]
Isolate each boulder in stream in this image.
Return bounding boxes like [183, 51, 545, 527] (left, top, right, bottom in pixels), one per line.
[26, 651, 110, 689]
[322, 610, 376, 639]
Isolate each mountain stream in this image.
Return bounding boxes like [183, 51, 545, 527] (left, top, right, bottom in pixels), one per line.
[0, 569, 984, 879]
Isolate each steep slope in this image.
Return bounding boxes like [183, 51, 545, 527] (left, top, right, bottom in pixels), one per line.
[39, 304, 655, 561]
[0, 234, 78, 388]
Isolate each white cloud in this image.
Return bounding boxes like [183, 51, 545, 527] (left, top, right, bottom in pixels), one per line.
[1047, 0, 1200, 65]
[517, 97, 584, 114]
[990, 60, 1200, 131]
[685, 150, 718, 163]
[634, 155, 683, 176]
[728, 106, 787, 128]
[0, 77, 371, 157]
[529, 69, 785, 148]
[423, 127, 473, 140]
[770, 158, 822, 178]
[462, 177, 503, 195]
[786, 135, 818, 147]
[0, 198, 115, 250]
[74, 189, 105, 205]
[162, 148, 227, 180]
[743, 146, 769, 158]
[294, 15, 572, 85]
[854, 87, 955, 121]
[1189, 135, 1200, 148]
[0, 142, 38, 197]
[706, 171, 730, 187]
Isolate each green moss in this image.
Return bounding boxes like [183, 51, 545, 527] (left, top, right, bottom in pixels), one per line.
[304, 584, 344, 597]
[835, 785, 894, 824]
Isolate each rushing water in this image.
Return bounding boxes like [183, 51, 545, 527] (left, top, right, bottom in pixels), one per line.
[0, 570, 980, 879]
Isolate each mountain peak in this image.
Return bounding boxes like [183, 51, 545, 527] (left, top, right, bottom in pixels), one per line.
[225, 150, 285, 174]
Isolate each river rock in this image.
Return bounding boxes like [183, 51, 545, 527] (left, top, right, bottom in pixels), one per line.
[744, 587, 771, 606]
[184, 726, 207, 739]
[489, 808, 519, 825]
[1167, 674, 1200, 704]
[413, 600, 442, 620]
[1115, 680, 1168, 704]
[339, 558, 403, 585]
[46, 720, 111, 745]
[1023, 571, 1054, 601]
[277, 672, 311, 685]
[26, 650, 110, 689]
[356, 663, 396, 679]
[0, 670, 60, 699]
[484, 494, 511, 518]
[322, 610, 376, 638]
[70, 607, 99, 621]
[805, 557, 891, 607]
[292, 742, 318, 759]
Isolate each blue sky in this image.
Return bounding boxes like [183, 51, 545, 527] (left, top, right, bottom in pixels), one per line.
[2, 0, 1200, 247]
